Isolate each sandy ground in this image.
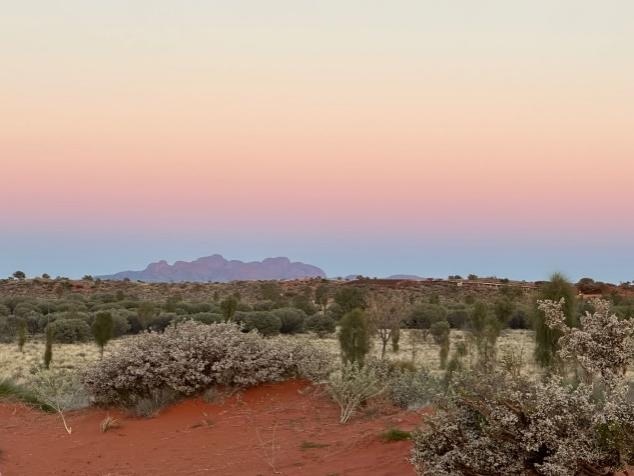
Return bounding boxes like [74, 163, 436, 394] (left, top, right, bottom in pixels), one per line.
[0, 380, 421, 476]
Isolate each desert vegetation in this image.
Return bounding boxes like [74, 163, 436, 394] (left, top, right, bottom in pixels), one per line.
[1, 275, 633, 474]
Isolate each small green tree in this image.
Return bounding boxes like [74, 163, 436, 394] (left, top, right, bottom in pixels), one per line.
[534, 272, 577, 370]
[137, 302, 157, 330]
[493, 298, 515, 326]
[220, 296, 238, 322]
[468, 301, 500, 369]
[409, 328, 427, 363]
[391, 327, 400, 353]
[334, 288, 366, 315]
[430, 320, 451, 369]
[44, 325, 54, 369]
[12, 270, 26, 280]
[315, 284, 330, 312]
[366, 294, 406, 359]
[338, 309, 371, 365]
[92, 312, 114, 358]
[17, 318, 27, 352]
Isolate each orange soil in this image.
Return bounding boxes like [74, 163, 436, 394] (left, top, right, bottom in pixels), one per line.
[0, 380, 421, 476]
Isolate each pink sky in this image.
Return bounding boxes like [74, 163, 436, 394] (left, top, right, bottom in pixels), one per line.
[2, 1, 634, 279]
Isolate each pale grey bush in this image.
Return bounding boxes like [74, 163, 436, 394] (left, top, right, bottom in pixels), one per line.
[82, 321, 330, 405]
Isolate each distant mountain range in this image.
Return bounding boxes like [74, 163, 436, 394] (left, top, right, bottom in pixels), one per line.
[98, 255, 326, 282]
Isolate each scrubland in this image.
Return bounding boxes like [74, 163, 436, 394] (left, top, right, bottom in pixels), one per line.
[0, 275, 633, 475]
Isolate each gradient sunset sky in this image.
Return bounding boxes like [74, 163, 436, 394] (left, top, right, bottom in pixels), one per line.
[2, 1, 633, 281]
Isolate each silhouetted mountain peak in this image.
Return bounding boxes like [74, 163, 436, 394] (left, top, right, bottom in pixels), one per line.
[99, 255, 325, 283]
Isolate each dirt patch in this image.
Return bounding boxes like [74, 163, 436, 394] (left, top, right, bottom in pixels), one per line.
[0, 380, 421, 476]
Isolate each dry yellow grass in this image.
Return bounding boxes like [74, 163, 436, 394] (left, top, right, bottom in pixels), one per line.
[0, 338, 124, 384]
[1, 330, 536, 384]
[7, 329, 628, 384]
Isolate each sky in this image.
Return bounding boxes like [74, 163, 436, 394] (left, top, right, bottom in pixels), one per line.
[2, 1, 634, 282]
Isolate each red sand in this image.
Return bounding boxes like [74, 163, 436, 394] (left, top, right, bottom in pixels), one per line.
[0, 380, 421, 476]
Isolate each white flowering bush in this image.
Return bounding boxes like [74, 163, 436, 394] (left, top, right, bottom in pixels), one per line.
[538, 298, 634, 388]
[411, 299, 634, 475]
[82, 321, 331, 405]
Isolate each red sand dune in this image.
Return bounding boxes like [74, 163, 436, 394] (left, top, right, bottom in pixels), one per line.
[0, 380, 421, 476]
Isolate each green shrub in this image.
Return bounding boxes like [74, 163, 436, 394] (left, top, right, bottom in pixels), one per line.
[274, 307, 307, 334]
[407, 304, 447, 329]
[446, 310, 468, 329]
[306, 314, 336, 337]
[290, 293, 317, 315]
[239, 311, 282, 336]
[252, 300, 277, 311]
[110, 311, 132, 336]
[0, 316, 18, 343]
[90, 302, 123, 312]
[21, 312, 42, 334]
[148, 312, 177, 332]
[14, 302, 39, 317]
[188, 312, 223, 325]
[46, 319, 91, 344]
[508, 309, 531, 329]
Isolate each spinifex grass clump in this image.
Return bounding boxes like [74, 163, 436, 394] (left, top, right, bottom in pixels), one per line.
[328, 361, 385, 423]
[82, 321, 331, 405]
